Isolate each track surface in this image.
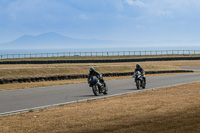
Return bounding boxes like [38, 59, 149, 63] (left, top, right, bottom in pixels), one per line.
[179, 67, 200, 71]
[0, 73, 200, 115]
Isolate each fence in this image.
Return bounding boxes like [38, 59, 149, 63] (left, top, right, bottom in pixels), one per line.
[0, 50, 200, 60]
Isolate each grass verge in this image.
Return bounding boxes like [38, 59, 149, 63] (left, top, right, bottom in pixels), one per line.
[1, 81, 200, 133]
[0, 61, 190, 79]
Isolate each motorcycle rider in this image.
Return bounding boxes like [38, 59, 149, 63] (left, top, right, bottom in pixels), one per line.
[88, 67, 107, 89]
[134, 64, 146, 84]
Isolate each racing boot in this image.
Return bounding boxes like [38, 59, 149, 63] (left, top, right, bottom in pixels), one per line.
[103, 82, 108, 94]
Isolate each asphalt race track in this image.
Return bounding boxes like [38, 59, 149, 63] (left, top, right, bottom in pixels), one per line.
[0, 73, 200, 115]
[179, 67, 200, 71]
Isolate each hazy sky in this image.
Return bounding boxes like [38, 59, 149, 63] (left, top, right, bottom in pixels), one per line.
[0, 0, 200, 46]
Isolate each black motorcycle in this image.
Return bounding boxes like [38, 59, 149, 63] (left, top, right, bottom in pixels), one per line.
[88, 76, 108, 96]
[134, 71, 145, 89]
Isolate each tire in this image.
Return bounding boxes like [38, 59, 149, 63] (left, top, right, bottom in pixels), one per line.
[92, 84, 99, 96]
[142, 80, 145, 89]
[136, 80, 140, 89]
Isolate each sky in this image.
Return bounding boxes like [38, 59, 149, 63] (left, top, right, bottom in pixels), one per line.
[0, 0, 200, 46]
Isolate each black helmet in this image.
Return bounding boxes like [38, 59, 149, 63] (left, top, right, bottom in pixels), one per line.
[89, 67, 95, 72]
[136, 64, 140, 68]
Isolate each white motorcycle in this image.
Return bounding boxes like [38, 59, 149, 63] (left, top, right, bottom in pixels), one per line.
[134, 71, 146, 89]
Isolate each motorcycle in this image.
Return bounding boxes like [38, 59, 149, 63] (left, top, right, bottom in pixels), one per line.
[88, 75, 108, 96]
[134, 71, 146, 89]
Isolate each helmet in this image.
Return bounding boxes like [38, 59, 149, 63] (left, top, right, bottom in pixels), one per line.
[136, 64, 140, 68]
[89, 67, 95, 72]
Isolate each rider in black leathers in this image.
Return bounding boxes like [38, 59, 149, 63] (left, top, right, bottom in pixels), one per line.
[134, 64, 146, 84]
[88, 67, 107, 88]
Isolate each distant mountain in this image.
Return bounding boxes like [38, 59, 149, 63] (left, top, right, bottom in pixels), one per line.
[0, 32, 116, 49]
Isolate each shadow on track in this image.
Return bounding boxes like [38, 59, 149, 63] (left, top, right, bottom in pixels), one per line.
[75, 95, 96, 98]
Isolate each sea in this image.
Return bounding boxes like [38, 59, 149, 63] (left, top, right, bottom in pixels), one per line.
[1, 46, 200, 55]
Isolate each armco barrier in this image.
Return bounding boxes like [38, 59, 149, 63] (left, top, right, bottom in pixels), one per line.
[0, 70, 193, 85]
[0, 57, 200, 64]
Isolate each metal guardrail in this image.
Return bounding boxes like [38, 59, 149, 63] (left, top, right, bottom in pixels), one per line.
[0, 50, 200, 59]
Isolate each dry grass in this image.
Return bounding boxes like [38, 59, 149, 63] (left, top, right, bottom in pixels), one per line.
[0, 61, 187, 79]
[1, 81, 200, 133]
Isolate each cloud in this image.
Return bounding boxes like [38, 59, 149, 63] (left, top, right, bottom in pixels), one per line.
[79, 14, 88, 20]
[0, 0, 200, 44]
[9, 13, 17, 20]
[157, 10, 173, 17]
[123, 0, 200, 18]
[136, 24, 144, 29]
[124, 0, 146, 7]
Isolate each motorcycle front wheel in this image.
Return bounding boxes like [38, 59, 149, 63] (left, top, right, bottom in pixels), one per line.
[142, 80, 145, 89]
[92, 84, 100, 96]
[136, 80, 140, 89]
